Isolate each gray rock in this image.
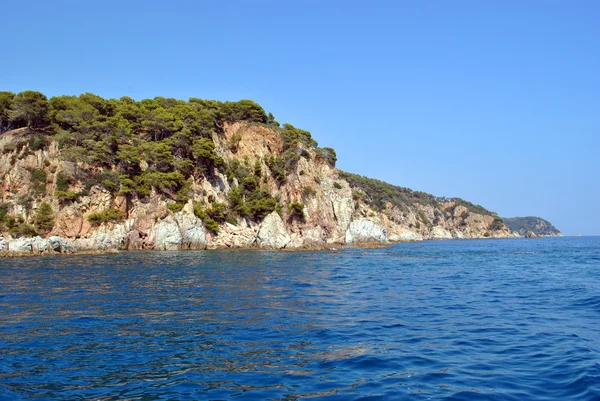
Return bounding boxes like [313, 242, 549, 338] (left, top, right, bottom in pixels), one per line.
[0, 237, 8, 251]
[153, 217, 182, 250]
[8, 238, 34, 253]
[31, 236, 52, 253]
[181, 226, 207, 250]
[345, 219, 387, 243]
[429, 226, 453, 239]
[256, 212, 291, 249]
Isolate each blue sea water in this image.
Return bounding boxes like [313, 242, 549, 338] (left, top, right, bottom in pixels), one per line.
[0, 237, 599, 400]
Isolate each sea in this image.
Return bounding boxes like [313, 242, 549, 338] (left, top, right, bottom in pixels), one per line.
[0, 236, 599, 400]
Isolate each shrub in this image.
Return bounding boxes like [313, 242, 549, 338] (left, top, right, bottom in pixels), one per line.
[302, 186, 317, 197]
[28, 134, 48, 151]
[315, 147, 337, 167]
[333, 182, 342, 189]
[30, 169, 47, 197]
[229, 133, 242, 151]
[9, 223, 37, 238]
[489, 217, 505, 231]
[34, 202, 54, 233]
[204, 218, 219, 234]
[288, 202, 305, 222]
[167, 203, 185, 213]
[88, 208, 126, 225]
[55, 172, 72, 192]
[55, 190, 81, 202]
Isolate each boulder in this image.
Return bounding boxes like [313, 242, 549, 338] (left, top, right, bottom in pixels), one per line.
[0, 237, 8, 251]
[8, 238, 34, 253]
[256, 212, 291, 249]
[430, 226, 453, 239]
[181, 227, 207, 250]
[31, 236, 52, 253]
[345, 219, 387, 243]
[153, 217, 182, 250]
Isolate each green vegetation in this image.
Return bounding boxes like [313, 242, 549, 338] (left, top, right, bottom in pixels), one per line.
[340, 171, 438, 212]
[302, 186, 317, 198]
[88, 208, 126, 225]
[489, 217, 505, 231]
[503, 216, 561, 236]
[193, 201, 228, 234]
[34, 202, 54, 233]
[340, 171, 498, 219]
[288, 202, 305, 222]
[29, 169, 47, 197]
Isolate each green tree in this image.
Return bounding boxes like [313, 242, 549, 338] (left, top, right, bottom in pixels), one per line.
[0, 91, 15, 133]
[34, 202, 55, 233]
[10, 91, 49, 128]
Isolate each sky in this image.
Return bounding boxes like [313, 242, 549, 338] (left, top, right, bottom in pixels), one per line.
[1, 0, 598, 235]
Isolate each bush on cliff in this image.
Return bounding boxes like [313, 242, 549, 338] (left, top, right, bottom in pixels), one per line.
[34, 202, 54, 233]
[88, 208, 126, 225]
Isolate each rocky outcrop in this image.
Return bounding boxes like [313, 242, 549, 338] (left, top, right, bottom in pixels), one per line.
[0, 122, 524, 256]
[345, 219, 387, 243]
[256, 212, 291, 249]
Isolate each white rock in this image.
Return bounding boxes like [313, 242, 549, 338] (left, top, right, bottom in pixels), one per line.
[345, 219, 387, 243]
[430, 226, 453, 239]
[181, 227, 207, 250]
[153, 217, 182, 250]
[31, 236, 52, 253]
[0, 237, 8, 251]
[389, 229, 424, 242]
[256, 212, 291, 249]
[8, 238, 34, 253]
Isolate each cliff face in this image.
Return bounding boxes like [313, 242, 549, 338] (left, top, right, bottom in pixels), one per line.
[0, 122, 518, 254]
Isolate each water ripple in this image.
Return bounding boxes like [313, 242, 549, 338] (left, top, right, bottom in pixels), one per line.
[0, 237, 599, 400]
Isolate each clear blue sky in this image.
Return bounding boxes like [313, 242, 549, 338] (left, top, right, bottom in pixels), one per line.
[1, 0, 598, 235]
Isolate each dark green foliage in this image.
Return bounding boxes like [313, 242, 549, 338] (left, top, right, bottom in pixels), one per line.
[192, 137, 224, 171]
[333, 182, 342, 190]
[502, 216, 561, 236]
[219, 100, 267, 123]
[167, 203, 185, 213]
[98, 170, 121, 194]
[88, 208, 126, 225]
[204, 219, 219, 233]
[229, 133, 242, 151]
[34, 202, 54, 232]
[10, 91, 49, 128]
[0, 91, 15, 133]
[245, 190, 277, 220]
[315, 147, 337, 167]
[30, 169, 47, 197]
[227, 176, 278, 222]
[192, 202, 222, 234]
[9, 222, 38, 238]
[55, 190, 82, 202]
[288, 202, 305, 222]
[265, 155, 286, 183]
[253, 159, 262, 178]
[302, 186, 317, 197]
[136, 171, 185, 196]
[489, 217, 505, 231]
[340, 171, 438, 212]
[449, 198, 496, 217]
[206, 202, 227, 223]
[281, 123, 318, 150]
[28, 133, 48, 151]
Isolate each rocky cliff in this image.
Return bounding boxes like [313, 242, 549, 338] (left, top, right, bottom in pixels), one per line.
[503, 216, 562, 237]
[0, 92, 520, 255]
